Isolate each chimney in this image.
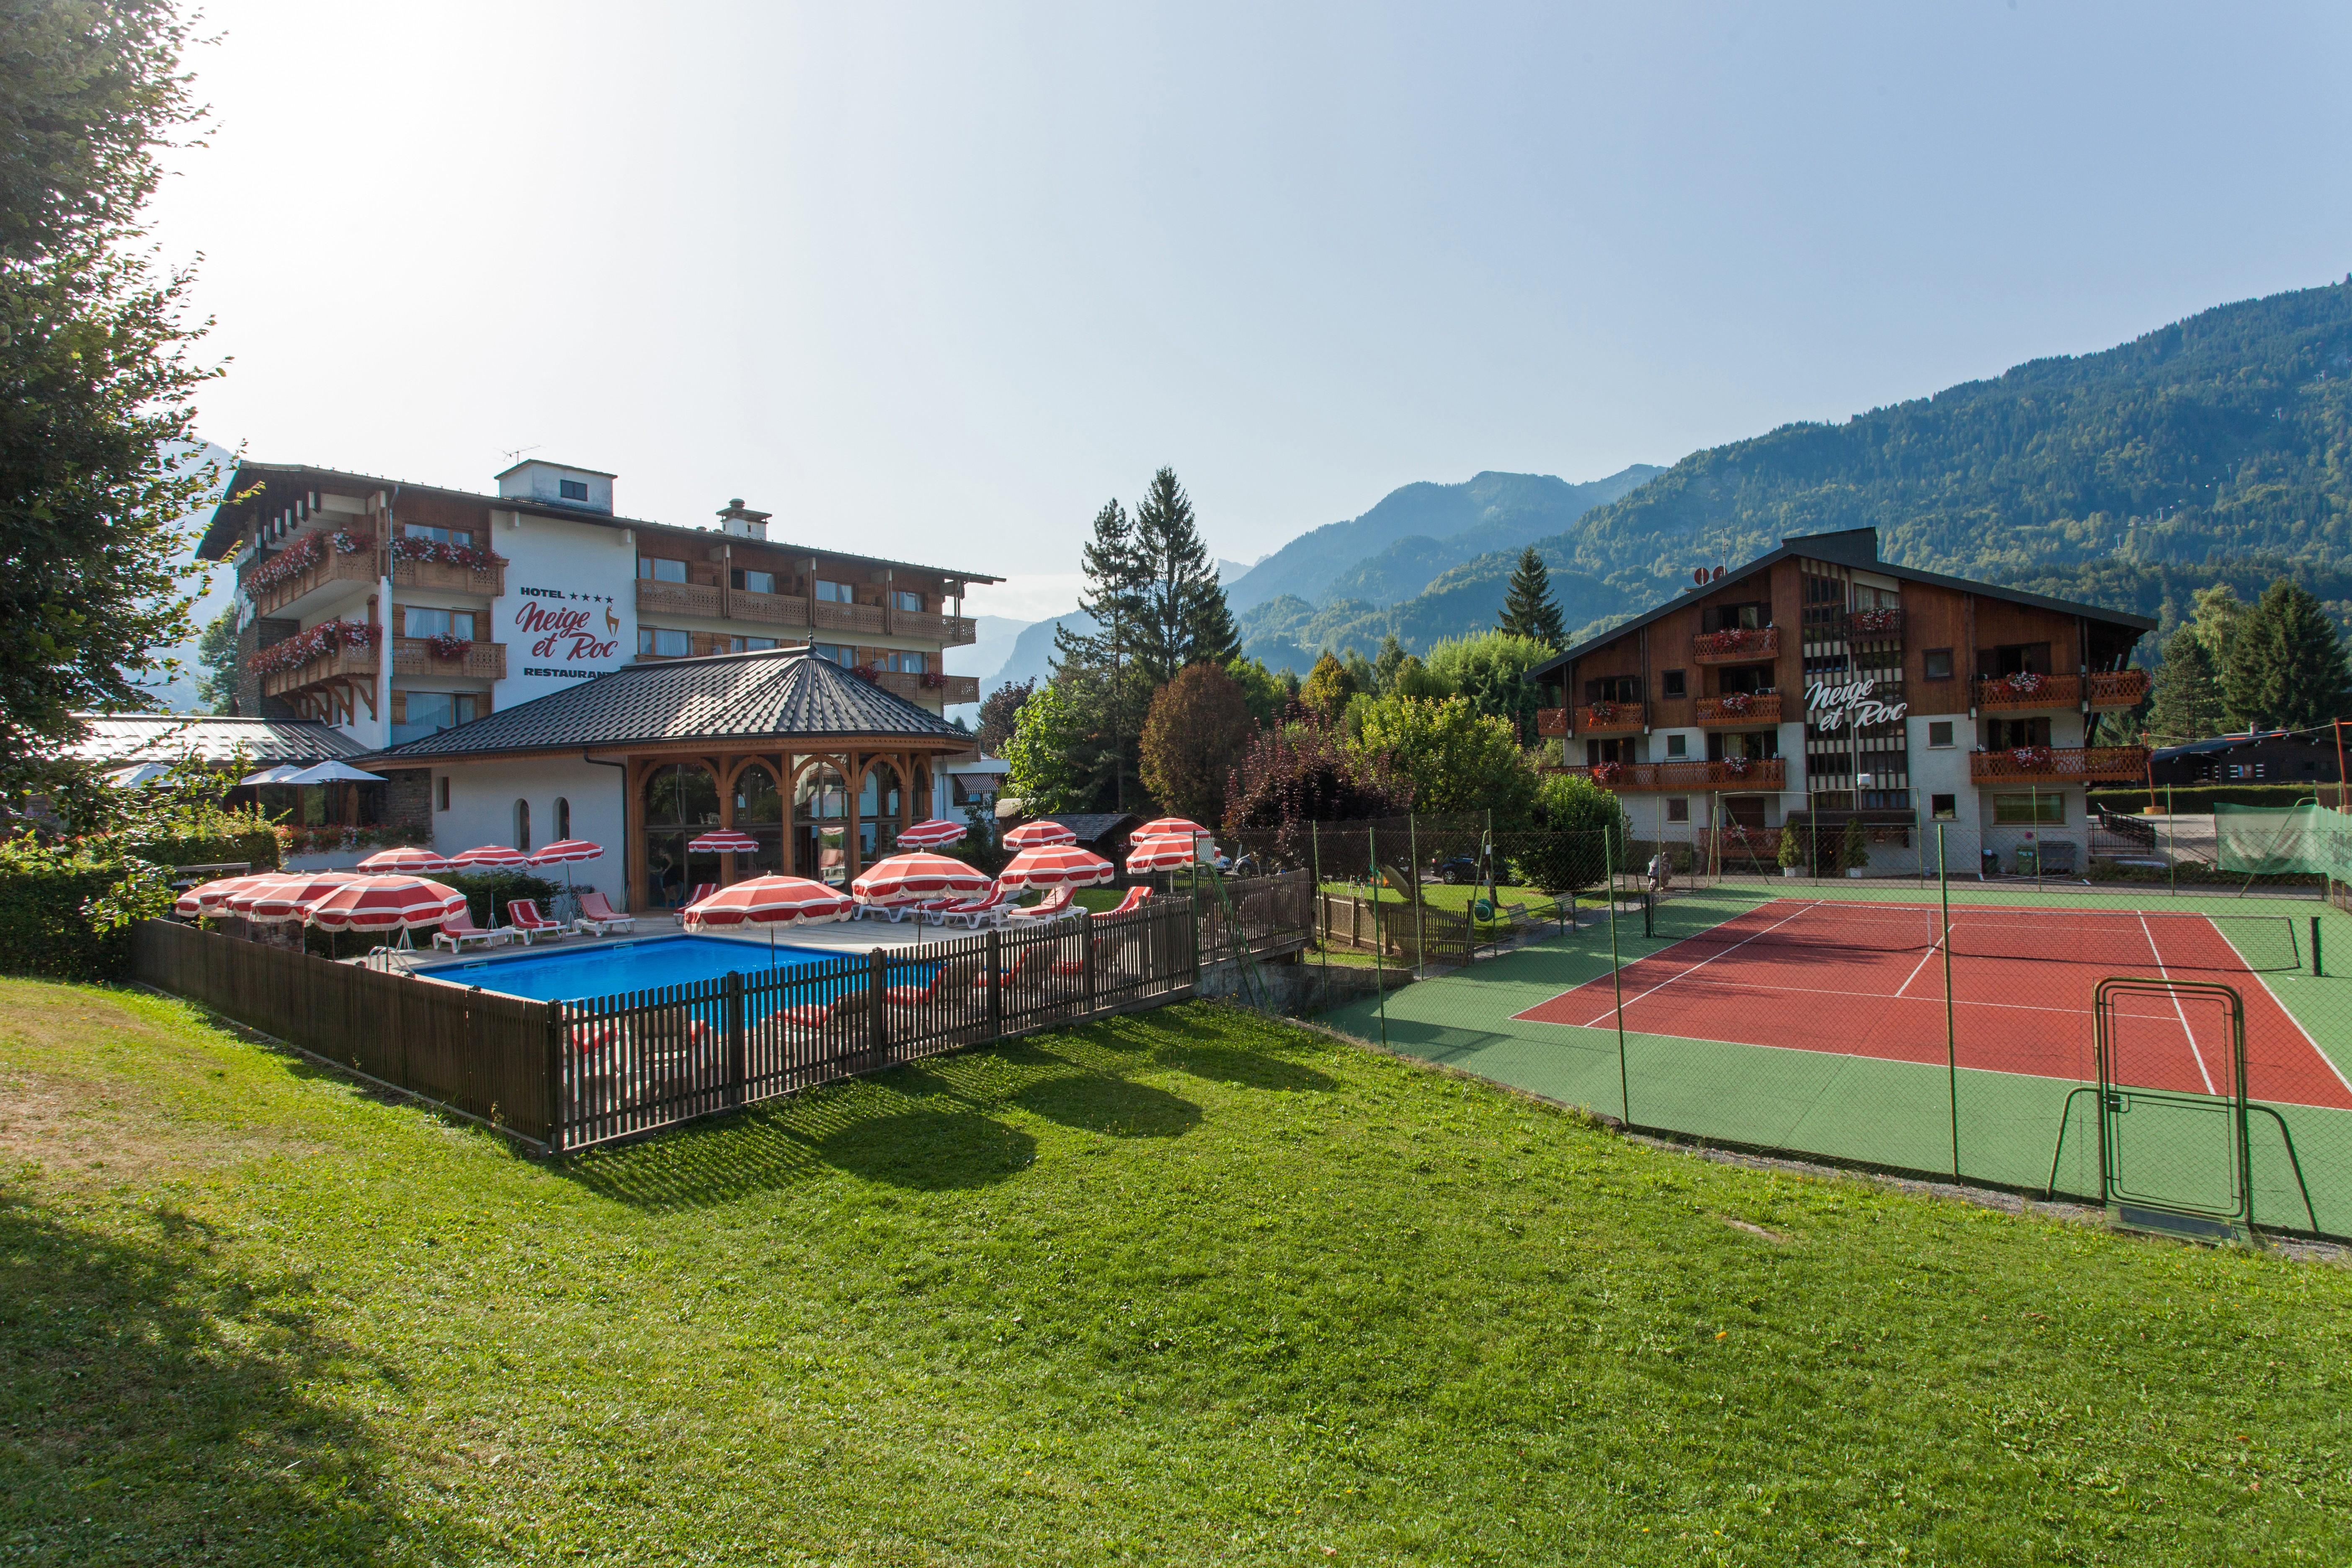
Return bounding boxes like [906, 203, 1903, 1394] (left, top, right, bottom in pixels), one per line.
[717, 498, 771, 540]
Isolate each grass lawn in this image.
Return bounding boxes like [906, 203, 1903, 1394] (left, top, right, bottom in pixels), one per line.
[5, 981, 2351, 1565]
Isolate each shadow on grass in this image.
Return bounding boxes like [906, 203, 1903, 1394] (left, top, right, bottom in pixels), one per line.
[1012, 1073, 1202, 1137]
[0, 1191, 473, 1566]
[1154, 1042, 1336, 1093]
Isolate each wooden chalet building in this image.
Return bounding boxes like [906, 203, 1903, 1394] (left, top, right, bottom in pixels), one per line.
[1529, 528, 2156, 875]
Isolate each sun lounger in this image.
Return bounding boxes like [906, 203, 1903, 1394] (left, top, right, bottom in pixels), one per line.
[573, 890, 636, 936]
[504, 898, 566, 945]
[1102, 885, 1151, 918]
[931, 887, 1011, 928]
[1004, 885, 1075, 926]
[432, 907, 510, 952]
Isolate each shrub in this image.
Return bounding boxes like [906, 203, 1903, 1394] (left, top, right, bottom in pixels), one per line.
[441, 870, 558, 928]
[0, 843, 133, 980]
[1840, 817, 1870, 871]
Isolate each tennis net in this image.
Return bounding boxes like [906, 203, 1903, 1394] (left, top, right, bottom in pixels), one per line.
[1662, 900, 2305, 973]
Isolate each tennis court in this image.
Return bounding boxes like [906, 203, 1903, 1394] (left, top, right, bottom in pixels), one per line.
[1315, 881, 2352, 1239]
[1511, 900, 2352, 1111]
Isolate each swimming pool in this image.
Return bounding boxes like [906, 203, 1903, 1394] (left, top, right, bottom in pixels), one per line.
[424, 935, 854, 1003]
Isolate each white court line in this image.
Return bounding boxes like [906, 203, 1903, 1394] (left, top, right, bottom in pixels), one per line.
[1571, 900, 1826, 1027]
[1540, 966, 2094, 1020]
[2198, 918, 2352, 1100]
[2139, 912, 2217, 1094]
[1892, 936, 1944, 999]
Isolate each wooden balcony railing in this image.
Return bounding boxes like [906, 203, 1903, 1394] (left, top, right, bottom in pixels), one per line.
[260, 645, 379, 701]
[814, 599, 887, 636]
[1844, 608, 1904, 641]
[1974, 673, 2081, 711]
[246, 544, 377, 619]
[392, 554, 505, 598]
[1968, 746, 2149, 785]
[890, 610, 978, 646]
[2086, 668, 2151, 709]
[872, 671, 981, 705]
[1536, 707, 1568, 737]
[392, 638, 507, 681]
[1556, 758, 1787, 792]
[1576, 702, 1645, 735]
[729, 588, 811, 628]
[1691, 625, 1780, 665]
[1694, 692, 1784, 726]
[637, 578, 722, 619]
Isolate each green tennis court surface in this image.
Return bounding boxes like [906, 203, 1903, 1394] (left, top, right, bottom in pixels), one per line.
[1317, 880, 2352, 1238]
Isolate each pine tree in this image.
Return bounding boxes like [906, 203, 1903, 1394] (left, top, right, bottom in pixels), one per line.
[1051, 500, 1152, 810]
[1373, 633, 1407, 694]
[1497, 548, 1566, 648]
[1127, 467, 1239, 685]
[2222, 579, 2352, 731]
[2145, 626, 2225, 742]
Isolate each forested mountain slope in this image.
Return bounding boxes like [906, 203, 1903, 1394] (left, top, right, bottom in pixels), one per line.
[1287, 276, 2352, 663]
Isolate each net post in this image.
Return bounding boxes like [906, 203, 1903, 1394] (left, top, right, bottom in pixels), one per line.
[2312, 915, 2323, 978]
[2166, 784, 2175, 898]
[1607, 824, 1630, 1126]
[1940, 822, 1959, 1179]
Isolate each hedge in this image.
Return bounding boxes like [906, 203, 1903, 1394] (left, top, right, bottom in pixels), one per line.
[0, 866, 134, 981]
[2091, 783, 2350, 814]
[126, 828, 281, 873]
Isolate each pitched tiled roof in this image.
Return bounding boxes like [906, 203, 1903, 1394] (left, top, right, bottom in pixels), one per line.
[368, 648, 967, 763]
[1042, 813, 1143, 845]
[66, 714, 371, 766]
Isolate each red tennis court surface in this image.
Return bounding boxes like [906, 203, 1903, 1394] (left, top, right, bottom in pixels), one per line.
[1514, 899, 2352, 1111]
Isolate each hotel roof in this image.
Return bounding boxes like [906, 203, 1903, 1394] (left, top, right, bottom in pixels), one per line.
[66, 713, 372, 766]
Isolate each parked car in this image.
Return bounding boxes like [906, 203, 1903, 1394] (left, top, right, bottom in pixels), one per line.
[1431, 854, 1483, 885]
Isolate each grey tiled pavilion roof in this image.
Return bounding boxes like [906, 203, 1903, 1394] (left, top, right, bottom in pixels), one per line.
[67, 714, 371, 766]
[367, 647, 967, 764]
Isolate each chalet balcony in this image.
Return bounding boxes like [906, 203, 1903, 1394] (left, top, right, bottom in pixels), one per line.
[814, 598, 887, 636]
[1844, 607, 1904, 641]
[391, 554, 505, 598]
[1694, 692, 1785, 726]
[1691, 625, 1780, 665]
[1576, 702, 1645, 735]
[1536, 707, 1568, 738]
[728, 587, 811, 628]
[872, 671, 981, 705]
[260, 644, 378, 702]
[392, 637, 507, 681]
[892, 609, 979, 646]
[1974, 673, 2081, 712]
[637, 578, 723, 619]
[1969, 745, 2150, 785]
[2086, 668, 2151, 709]
[1555, 758, 1787, 792]
[244, 539, 377, 620]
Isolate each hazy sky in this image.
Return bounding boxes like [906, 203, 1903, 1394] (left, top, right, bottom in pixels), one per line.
[155, 2, 2352, 619]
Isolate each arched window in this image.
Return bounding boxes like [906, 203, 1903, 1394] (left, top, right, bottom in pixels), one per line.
[642, 763, 720, 906]
[794, 762, 848, 884]
[731, 764, 784, 874]
[554, 797, 570, 841]
[514, 798, 531, 854]
[859, 760, 902, 861]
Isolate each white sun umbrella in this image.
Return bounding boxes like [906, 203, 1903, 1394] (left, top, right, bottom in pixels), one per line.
[237, 764, 304, 786]
[279, 761, 388, 784]
[107, 762, 175, 788]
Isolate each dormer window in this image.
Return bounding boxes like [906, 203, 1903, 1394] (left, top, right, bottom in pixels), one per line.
[559, 479, 589, 502]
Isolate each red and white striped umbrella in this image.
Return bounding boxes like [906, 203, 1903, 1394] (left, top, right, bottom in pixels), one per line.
[356, 846, 452, 874]
[233, 871, 361, 922]
[686, 828, 761, 854]
[681, 875, 854, 928]
[851, 851, 994, 906]
[302, 876, 469, 932]
[1003, 820, 1077, 848]
[997, 844, 1116, 891]
[893, 817, 966, 848]
[174, 874, 275, 918]
[529, 838, 604, 865]
[447, 844, 531, 871]
[1132, 816, 1207, 841]
[1127, 833, 1215, 872]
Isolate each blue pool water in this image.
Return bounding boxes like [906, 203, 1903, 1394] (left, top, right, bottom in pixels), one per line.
[427, 935, 854, 1003]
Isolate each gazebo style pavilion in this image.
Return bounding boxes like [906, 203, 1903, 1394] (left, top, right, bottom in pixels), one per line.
[366, 647, 977, 910]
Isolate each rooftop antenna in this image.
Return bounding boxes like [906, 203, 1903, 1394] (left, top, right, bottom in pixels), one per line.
[500, 444, 542, 464]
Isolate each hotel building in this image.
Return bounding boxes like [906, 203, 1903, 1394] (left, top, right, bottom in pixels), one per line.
[1530, 528, 2156, 875]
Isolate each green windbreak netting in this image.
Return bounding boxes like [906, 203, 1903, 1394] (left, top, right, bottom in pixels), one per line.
[2215, 802, 2352, 877]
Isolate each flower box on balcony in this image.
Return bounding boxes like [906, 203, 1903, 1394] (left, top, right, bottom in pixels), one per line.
[1576, 701, 1645, 734]
[1974, 672, 2083, 711]
[1691, 625, 1780, 664]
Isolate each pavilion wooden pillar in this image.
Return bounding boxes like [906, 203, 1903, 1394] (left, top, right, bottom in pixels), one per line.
[844, 751, 863, 884]
[717, 756, 738, 887]
[900, 750, 915, 835]
[781, 751, 797, 877]
[624, 757, 649, 912]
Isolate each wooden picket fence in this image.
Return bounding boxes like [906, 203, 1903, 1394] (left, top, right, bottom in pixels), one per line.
[132, 897, 1204, 1152]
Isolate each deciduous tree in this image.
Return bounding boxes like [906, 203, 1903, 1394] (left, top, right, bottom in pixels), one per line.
[1298, 652, 1356, 722]
[973, 677, 1033, 754]
[1355, 695, 1538, 824]
[1140, 663, 1253, 828]
[0, 0, 218, 786]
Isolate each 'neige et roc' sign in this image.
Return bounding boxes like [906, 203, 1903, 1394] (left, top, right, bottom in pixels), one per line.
[1807, 676, 1906, 731]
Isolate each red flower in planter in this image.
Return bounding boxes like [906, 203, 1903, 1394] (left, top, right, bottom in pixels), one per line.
[2011, 745, 2053, 769]
[427, 634, 472, 661]
[2004, 670, 2046, 696]
[1718, 691, 1753, 716]
[1589, 699, 1616, 724]
[1591, 761, 1625, 785]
